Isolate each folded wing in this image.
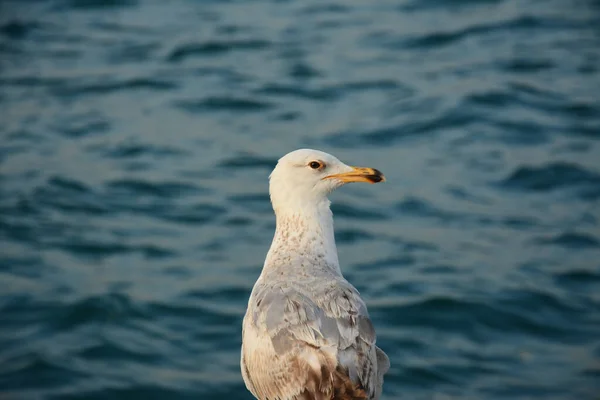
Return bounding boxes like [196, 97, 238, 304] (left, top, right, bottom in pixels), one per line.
[242, 280, 388, 400]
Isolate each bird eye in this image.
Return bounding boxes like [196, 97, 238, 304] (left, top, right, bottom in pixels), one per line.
[309, 161, 323, 170]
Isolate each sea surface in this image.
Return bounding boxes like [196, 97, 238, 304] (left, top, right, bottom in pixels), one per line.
[1, 0, 599, 399]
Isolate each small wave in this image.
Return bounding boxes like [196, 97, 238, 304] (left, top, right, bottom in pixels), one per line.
[535, 232, 600, 249]
[56, 294, 141, 328]
[338, 79, 404, 93]
[218, 154, 277, 170]
[31, 177, 109, 216]
[0, 215, 38, 244]
[331, 202, 387, 220]
[420, 264, 458, 274]
[501, 58, 555, 74]
[59, 0, 136, 10]
[289, 62, 322, 79]
[254, 83, 339, 101]
[155, 203, 228, 225]
[400, 0, 503, 12]
[372, 291, 586, 343]
[300, 4, 350, 15]
[394, 196, 517, 229]
[106, 179, 204, 198]
[0, 20, 39, 40]
[465, 90, 517, 108]
[396, 197, 459, 222]
[0, 75, 67, 89]
[56, 386, 198, 400]
[167, 39, 270, 62]
[324, 108, 477, 148]
[0, 351, 89, 391]
[445, 185, 493, 205]
[51, 240, 128, 257]
[273, 111, 302, 121]
[181, 286, 249, 304]
[336, 228, 374, 244]
[355, 256, 417, 271]
[76, 193, 224, 227]
[51, 111, 110, 138]
[501, 216, 541, 230]
[107, 42, 160, 64]
[227, 193, 271, 213]
[27, 76, 178, 98]
[255, 79, 403, 102]
[54, 77, 178, 98]
[0, 293, 148, 334]
[559, 102, 600, 120]
[223, 215, 253, 227]
[146, 300, 241, 325]
[554, 269, 600, 292]
[463, 84, 566, 127]
[396, 364, 458, 388]
[0, 253, 45, 278]
[78, 339, 161, 364]
[465, 83, 600, 140]
[487, 119, 551, 146]
[499, 162, 600, 193]
[95, 143, 188, 159]
[174, 96, 273, 113]
[48, 176, 90, 193]
[392, 16, 566, 50]
[61, 120, 109, 138]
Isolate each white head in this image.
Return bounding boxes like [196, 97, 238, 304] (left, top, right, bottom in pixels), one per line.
[269, 149, 385, 215]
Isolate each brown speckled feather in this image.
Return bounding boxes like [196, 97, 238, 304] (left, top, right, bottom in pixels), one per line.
[294, 364, 368, 400]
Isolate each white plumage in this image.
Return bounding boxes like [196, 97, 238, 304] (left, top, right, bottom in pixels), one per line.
[241, 149, 389, 400]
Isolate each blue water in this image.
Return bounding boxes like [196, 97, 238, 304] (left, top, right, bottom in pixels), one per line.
[1, 0, 599, 399]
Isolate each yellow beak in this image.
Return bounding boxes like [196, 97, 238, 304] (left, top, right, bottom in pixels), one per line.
[323, 166, 386, 184]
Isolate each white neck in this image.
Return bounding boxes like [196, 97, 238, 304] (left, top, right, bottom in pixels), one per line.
[262, 199, 341, 277]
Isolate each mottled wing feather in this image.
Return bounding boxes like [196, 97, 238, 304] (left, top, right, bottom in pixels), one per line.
[240, 324, 258, 398]
[251, 281, 382, 398]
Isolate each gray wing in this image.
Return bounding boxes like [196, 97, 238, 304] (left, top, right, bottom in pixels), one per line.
[250, 280, 387, 399]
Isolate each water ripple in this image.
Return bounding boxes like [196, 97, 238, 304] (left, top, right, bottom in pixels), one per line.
[325, 108, 477, 147]
[106, 179, 204, 198]
[93, 143, 188, 159]
[1, 0, 599, 399]
[401, 16, 565, 50]
[56, 77, 179, 98]
[167, 39, 271, 63]
[536, 232, 600, 249]
[174, 97, 274, 113]
[218, 154, 277, 170]
[499, 162, 600, 195]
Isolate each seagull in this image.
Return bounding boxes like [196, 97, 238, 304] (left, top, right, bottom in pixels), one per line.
[241, 149, 389, 400]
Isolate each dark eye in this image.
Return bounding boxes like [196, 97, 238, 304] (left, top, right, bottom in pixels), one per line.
[309, 161, 323, 170]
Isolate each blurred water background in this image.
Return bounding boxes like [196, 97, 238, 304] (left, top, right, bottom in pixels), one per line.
[1, 0, 600, 399]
